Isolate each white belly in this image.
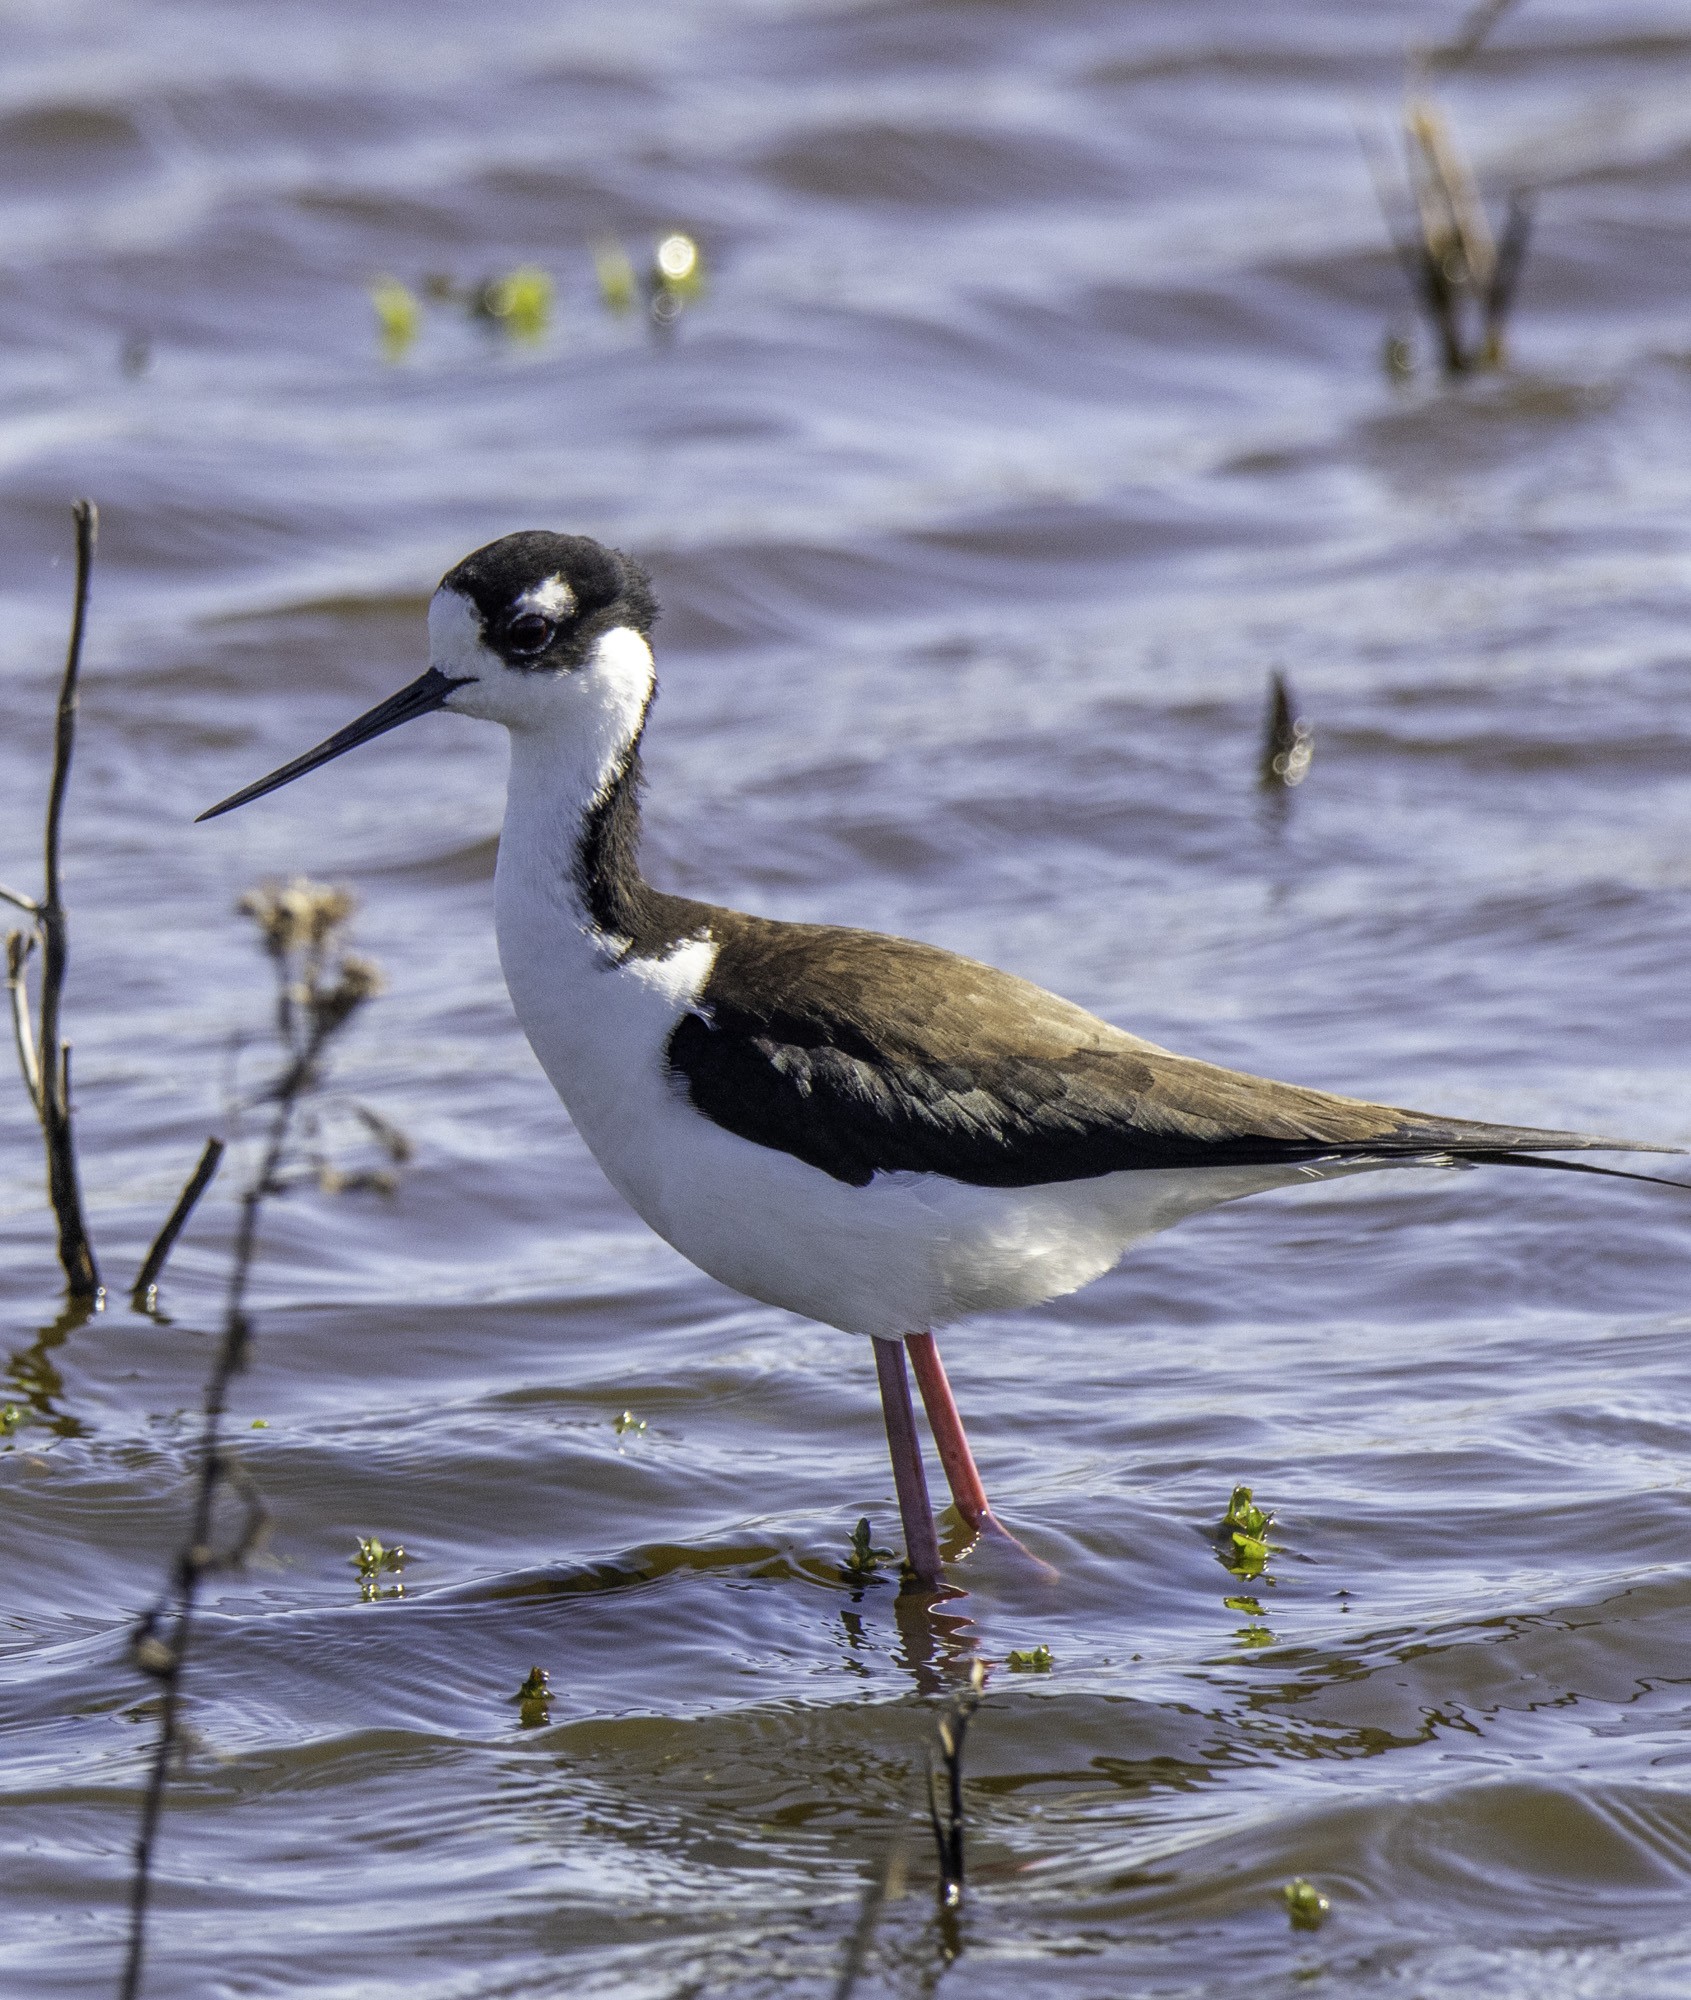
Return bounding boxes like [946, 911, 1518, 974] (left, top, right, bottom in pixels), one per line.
[493, 880, 1338, 1338]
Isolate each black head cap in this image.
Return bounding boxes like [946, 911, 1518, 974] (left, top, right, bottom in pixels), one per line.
[440, 531, 658, 671]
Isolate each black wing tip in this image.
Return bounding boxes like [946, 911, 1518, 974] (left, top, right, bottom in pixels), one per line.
[1472, 1151, 1691, 1193]
[1488, 1134, 1684, 1158]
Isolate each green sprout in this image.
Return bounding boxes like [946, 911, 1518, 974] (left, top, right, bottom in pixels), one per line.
[480, 265, 554, 342]
[369, 276, 421, 361]
[250, 1418, 269, 1430]
[842, 1515, 893, 1579]
[514, 1665, 552, 1727]
[593, 238, 639, 316]
[352, 1534, 407, 1601]
[613, 1409, 646, 1436]
[0, 1403, 22, 1438]
[1007, 1645, 1052, 1673]
[1282, 1878, 1330, 1930]
[1217, 1484, 1277, 1580]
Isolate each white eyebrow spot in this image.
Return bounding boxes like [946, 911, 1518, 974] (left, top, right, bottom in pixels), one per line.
[515, 575, 576, 619]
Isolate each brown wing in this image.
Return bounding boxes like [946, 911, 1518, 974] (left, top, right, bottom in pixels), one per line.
[665, 915, 1665, 1189]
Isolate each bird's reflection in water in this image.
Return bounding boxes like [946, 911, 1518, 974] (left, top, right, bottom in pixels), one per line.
[890, 1582, 978, 1697]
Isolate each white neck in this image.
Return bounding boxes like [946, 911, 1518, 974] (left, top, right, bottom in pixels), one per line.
[487, 624, 653, 917]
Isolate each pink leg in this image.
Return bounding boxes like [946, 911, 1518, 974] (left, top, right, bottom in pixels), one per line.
[905, 1333, 990, 1529]
[907, 1332, 1054, 1573]
[872, 1335, 943, 1588]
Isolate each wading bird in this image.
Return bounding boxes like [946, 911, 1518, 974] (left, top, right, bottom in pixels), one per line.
[202, 532, 1679, 1586]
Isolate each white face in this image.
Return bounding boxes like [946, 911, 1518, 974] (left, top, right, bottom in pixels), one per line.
[428, 584, 655, 742]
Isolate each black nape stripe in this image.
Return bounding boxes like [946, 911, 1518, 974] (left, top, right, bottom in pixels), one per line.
[572, 740, 711, 960]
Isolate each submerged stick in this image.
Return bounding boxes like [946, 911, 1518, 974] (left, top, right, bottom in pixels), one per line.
[1365, 92, 1532, 378]
[1484, 190, 1534, 365]
[131, 1138, 226, 1311]
[41, 502, 101, 1297]
[926, 1661, 985, 1910]
[833, 1659, 987, 1996]
[1258, 672, 1313, 791]
[6, 501, 104, 1299]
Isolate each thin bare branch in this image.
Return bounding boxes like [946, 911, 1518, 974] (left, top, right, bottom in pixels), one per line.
[122, 889, 384, 2000]
[1406, 99, 1497, 301]
[36, 499, 101, 1299]
[926, 1661, 985, 1910]
[123, 1083, 305, 2000]
[0, 883, 40, 915]
[1428, 0, 1524, 71]
[6, 931, 42, 1117]
[1483, 189, 1534, 364]
[131, 1138, 226, 1310]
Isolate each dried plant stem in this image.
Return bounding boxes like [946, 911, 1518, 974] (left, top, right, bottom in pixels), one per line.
[1406, 100, 1496, 300]
[1430, 0, 1523, 70]
[7, 932, 43, 1115]
[131, 1139, 227, 1310]
[9, 499, 103, 1298]
[119, 1058, 310, 2000]
[1363, 93, 1531, 377]
[1485, 190, 1534, 362]
[120, 885, 383, 2000]
[926, 1665, 983, 1910]
[833, 1661, 987, 1995]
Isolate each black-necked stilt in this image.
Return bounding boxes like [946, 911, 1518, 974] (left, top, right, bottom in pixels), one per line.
[201, 531, 1681, 1587]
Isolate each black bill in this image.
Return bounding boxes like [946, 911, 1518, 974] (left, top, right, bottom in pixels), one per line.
[196, 667, 471, 822]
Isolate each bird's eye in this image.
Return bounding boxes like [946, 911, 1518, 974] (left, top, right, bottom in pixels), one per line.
[505, 613, 554, 655]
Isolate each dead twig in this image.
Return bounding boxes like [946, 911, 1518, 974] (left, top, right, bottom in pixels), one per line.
[926, 1661, 985, 1910]
[1366, 93, 1534, 377]
[1370, 0, 1534, 378]
[131, 1139, 227, 1312]
[1424, 0, 1524, 72]
[832, 1659, 987, 1996]
[7, 931, 43, 1115]
[1484, 189, 1535, 363]
[1259, 672, 1314, 791]
[40, 501, 102, 1299]
[5, 501, 102, 1299]
[119, 884, 385, 2000]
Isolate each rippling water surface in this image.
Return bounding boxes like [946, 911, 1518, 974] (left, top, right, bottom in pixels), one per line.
[5, 2, 1691, 1993]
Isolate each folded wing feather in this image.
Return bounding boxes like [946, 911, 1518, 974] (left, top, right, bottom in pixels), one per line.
[663, 916, 1668, 1190]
